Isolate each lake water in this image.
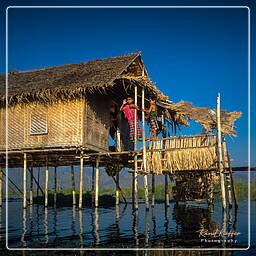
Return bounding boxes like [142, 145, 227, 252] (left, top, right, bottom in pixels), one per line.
[0, 197, 254, 255]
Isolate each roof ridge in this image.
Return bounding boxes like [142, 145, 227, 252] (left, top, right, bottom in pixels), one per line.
[3, 51, 141, 75]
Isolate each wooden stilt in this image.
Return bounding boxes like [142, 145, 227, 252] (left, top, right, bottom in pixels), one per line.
[0, 168, 3, 207]
[141, 86, 149, 209]
[152, 174, 155, 207]
[165, 174, 170, 207]
[132, 172, 135, 207]
[23, 153, 27, 209]
[54, 166, 57, 207]
[227, 153, 238, 208]
[134, 85, 138, 210]
[95, 159, 99, 208]
[29, 167, 33, 205]
[71, 166, 76, 206]
[217, 93, 227, 210]
[37, 167, 40, 198]
[44, 166, 49, 207]
[79, 152, 84, 209]
[222, 137, 232, 207]
[91, 165, 95, 207]
[116, 171, 119, 205]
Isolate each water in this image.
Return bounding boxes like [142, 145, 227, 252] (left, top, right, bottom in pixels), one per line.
[0, 198, 254, 252]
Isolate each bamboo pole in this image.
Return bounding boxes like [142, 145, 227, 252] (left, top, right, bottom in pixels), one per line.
[23, 153, 27, 209]
[29, 167, 33, 205]
[217, 93, 227, 210]
[71, 166, 76, 206]
[95, 159, 99, 208]
[165, 174, 170, 207]
[44, 166, 49, 207]
[134, 84, 138, 210]
[142, 86, 149, 209]
[116, 172, 119, 205]
[37, 167, 40, 197]
[222, 138, 233, 207]
[0, 168, 3, 207]
[91, 165, 95, 207]
[79, 152, 84, 209]
[151, 174, 155, 207]
[54, 166, 57, 207]
[227, 153, 238, 209]
[112, 176, 127, 205]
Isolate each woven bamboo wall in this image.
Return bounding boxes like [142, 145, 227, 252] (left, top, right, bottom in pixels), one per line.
[146, 134, 225, 174]
[84, 94, 110, 151]
[0, 99, 84, 151]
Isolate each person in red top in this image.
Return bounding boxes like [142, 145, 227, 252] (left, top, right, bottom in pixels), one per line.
[120, 96, 142, 142]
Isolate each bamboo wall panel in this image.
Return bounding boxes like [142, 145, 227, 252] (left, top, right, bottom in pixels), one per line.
[0, 108, 6, 148]
[146, 135, 219, 174]
[0, 99, 83, 150]
[84, 95, 109, 151]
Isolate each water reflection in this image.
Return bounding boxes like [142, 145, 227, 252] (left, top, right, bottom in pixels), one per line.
[8, 199, 247, 249]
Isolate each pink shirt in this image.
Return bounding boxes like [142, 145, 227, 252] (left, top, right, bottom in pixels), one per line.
[122, 104, 135, 122]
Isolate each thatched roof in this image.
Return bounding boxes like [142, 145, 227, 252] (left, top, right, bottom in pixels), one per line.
[0, 52, 148, 106]
[0, 52, 241, 135]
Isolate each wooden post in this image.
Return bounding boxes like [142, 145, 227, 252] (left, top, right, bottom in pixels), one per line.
[79, 152, 84, 209]
[217, 93, 226, 210]
[222, 138, 233, 208]
[71, 166, 76, 206]
[151, 174, 155, 207]
[142, 86, 149, 209]
[23, 153, 27, 209]
[54, 166, 57, 207]
[37, 167, 40, 198]
[0, 168, 3, 207]
[95, 159, 99, 208]
[162, 114, 169, 207]
[91, 165, 95, 207]
[44, 166, 49, 207]
[227, 153, 238, 209]
[165, 174, 170, 207]
[116, 171, 119, 205]
[134, 84, 138, 210]
[29, 167, 33, 205]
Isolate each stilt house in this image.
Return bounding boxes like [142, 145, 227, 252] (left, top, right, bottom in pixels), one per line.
[0, 52, 241, 208]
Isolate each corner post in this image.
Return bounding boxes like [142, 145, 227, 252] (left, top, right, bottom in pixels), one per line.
[71, 166, 76, 206]
[45, 165, 49, 207]
[54, 166, 57, 207]
[95, 159, 100, 208]
[79, 151, 84, 209]
[217, 93, 227, 211]
[23, 153, 27, 209]
[29, 167, 33, 205]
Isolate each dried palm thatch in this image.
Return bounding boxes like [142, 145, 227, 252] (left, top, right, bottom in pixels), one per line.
[0, 52, 146, 107]
[166, 101, 242, 136]
[172, 171, 219, 201]
[146, 134, 223, 174]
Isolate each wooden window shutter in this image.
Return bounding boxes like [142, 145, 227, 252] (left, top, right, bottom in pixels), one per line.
[29, 107, 48, 135]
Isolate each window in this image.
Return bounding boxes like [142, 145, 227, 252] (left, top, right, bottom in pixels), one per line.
[29, 107, 48, 135]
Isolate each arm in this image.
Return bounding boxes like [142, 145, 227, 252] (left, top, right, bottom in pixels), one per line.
[129, 104, 140, 111]
[120, 99, 126, 111]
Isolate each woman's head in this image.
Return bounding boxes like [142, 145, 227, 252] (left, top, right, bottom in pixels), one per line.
[126, 96, 134, 104]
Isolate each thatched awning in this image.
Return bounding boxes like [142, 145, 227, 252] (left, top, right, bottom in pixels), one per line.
[165, 101, 242, 136]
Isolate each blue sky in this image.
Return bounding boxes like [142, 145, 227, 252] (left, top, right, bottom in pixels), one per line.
[0, 1, 254, 166]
